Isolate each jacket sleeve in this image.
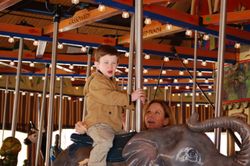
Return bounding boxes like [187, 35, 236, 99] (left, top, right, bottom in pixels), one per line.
[89, 77, 130, 106]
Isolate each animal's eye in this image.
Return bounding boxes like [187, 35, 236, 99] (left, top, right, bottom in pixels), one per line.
[176, 147, 202, 164]
[188, 149, 197, 158]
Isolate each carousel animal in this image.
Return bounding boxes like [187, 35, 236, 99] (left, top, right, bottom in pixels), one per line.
[23, 121, 62, 162]
[53, 112, 250, 166]
[123, 112, 250, 166]
[0, 137, 22, 166]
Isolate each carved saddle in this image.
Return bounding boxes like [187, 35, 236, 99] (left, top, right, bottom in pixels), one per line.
[69, 132, 136, 162]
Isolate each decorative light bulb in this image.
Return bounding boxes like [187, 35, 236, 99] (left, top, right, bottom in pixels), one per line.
[81, 46, 87, 52]
[58, 43, 63, 49]
[234, 43, 240, 49]
[122, 11, 129, 18]
[8, 37, 14, 43]
[71, 0, 79, 4]
[183, 59, 188, 64]
[164, 56, 169, 62]
[98, 4, 106, 12]
[144, 18, 152, 25]
[69, 65, 74, 70]
[144, 54, 150, 59]
[10, 61, 15, 66]
[29, 62, 35, 67]
[166, 24, 172, 30]
[33, 40, 38, 46]
[203, 34, 210, 41]
[125, 52, 129, 57]
[143, 69, 148, 74]
[185, 29, 192, 36]
[201, 60, 207, 66]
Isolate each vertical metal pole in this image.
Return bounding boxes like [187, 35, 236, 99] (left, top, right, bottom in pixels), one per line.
[164, 87, 167, 101]
[35, 64, 49, 166]
[121, 78, 124, 90]
[214, 0, 227, 150]
[45, 8, 60, 165]
[58, 76, 63, 146]
[124, 14, 135, 132]
[168, 86, 172, 107]
[147, 87, 151, 103]
[135, 0, 143, 132]
[190, 0, 196, 15]
[180, 93, 183, 124]
[207, 0, 213, 14]
[191, 30, 198, 115]
[82, 49, 92, 121]
[2, 76, 9, 141]
[11, 38, 23, 137]
[213, 0, 220, 13]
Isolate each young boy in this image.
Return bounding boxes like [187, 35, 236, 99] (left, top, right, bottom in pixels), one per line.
[82, 45, 145, 166]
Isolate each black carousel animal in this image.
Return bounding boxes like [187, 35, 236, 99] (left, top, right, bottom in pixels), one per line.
[54, 112, 250, 166]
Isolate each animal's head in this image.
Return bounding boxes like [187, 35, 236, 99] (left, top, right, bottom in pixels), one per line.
[24, 121, 39, 145]
[123, 113, 250, 166]
[0, 137, 21, 156]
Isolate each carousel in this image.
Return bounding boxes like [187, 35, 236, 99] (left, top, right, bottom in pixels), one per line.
[0, 0, 250, 165]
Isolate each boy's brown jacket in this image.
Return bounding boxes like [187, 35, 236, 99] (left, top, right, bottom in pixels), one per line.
[83, 71, 132, 132]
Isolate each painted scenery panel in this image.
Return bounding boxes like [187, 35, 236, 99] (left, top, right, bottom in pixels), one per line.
[224, 62, 250, 100]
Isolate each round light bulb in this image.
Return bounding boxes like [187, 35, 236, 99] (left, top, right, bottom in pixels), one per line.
[71, 0, 79, 4]
[122, 11, 129, 18]
[98, 4, 106, 12]
[144, 18, 152, 25]
[8, 37, 14, 43]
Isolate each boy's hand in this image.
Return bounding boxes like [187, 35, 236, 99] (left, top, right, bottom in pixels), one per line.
[131, 89, 146, 104]
[75, 121, 87, 134]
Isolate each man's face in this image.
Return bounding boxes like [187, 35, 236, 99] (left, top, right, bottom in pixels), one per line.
[95, 54, 118, 78]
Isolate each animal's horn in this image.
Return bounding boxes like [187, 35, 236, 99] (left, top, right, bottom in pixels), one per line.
[187, 112, 250, 166]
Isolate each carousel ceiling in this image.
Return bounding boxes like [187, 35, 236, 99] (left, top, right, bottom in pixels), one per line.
[0, 0, 250, 96]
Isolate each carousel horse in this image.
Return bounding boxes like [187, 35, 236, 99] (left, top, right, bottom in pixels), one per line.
[54, 112, 250, 166]
[23, 121, 63, 163]
[0, 137, 22, 166]
[23, 121, 47, 161]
